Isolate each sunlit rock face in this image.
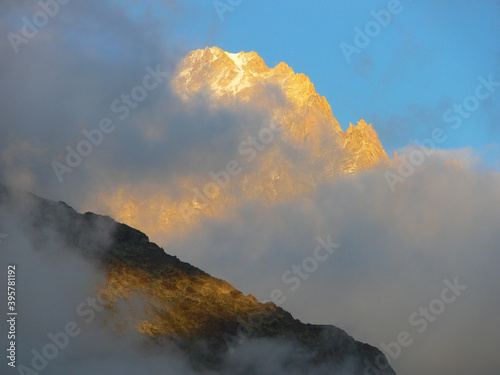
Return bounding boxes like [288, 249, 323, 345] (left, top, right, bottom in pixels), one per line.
[174, 46, 387, 170]
[344, 119, 389, 172]
[85, 47, 388, 238]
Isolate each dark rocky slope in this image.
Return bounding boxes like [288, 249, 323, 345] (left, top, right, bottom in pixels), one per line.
[0, 184, 395, 374]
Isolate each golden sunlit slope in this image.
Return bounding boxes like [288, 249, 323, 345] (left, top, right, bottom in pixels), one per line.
[85, 47, 388, 239]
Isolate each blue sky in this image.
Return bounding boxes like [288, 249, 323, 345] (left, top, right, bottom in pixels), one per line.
[161, 0, 500, 169]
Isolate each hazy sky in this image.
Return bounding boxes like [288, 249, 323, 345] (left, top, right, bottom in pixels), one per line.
[1, 1, 499, 375]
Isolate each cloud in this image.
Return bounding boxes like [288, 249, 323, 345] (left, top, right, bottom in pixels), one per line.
[0, 1, 187, 199]
[0, 0, 282, 210]
[161, 157, 500, 375]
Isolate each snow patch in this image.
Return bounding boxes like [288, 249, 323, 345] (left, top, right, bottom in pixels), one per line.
[224, 51, 251, 94]
[226, 51, 245, 70]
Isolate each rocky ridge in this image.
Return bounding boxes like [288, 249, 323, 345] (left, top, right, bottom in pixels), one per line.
[0, 184, 395, 374]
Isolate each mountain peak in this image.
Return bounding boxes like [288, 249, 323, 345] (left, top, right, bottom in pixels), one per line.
[87, 47, 389, 235]
[347, 120, 374, 135]
[344, 120, 388, 172]
[173, 47, 387, 168]
[175, 47, 313, 99]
